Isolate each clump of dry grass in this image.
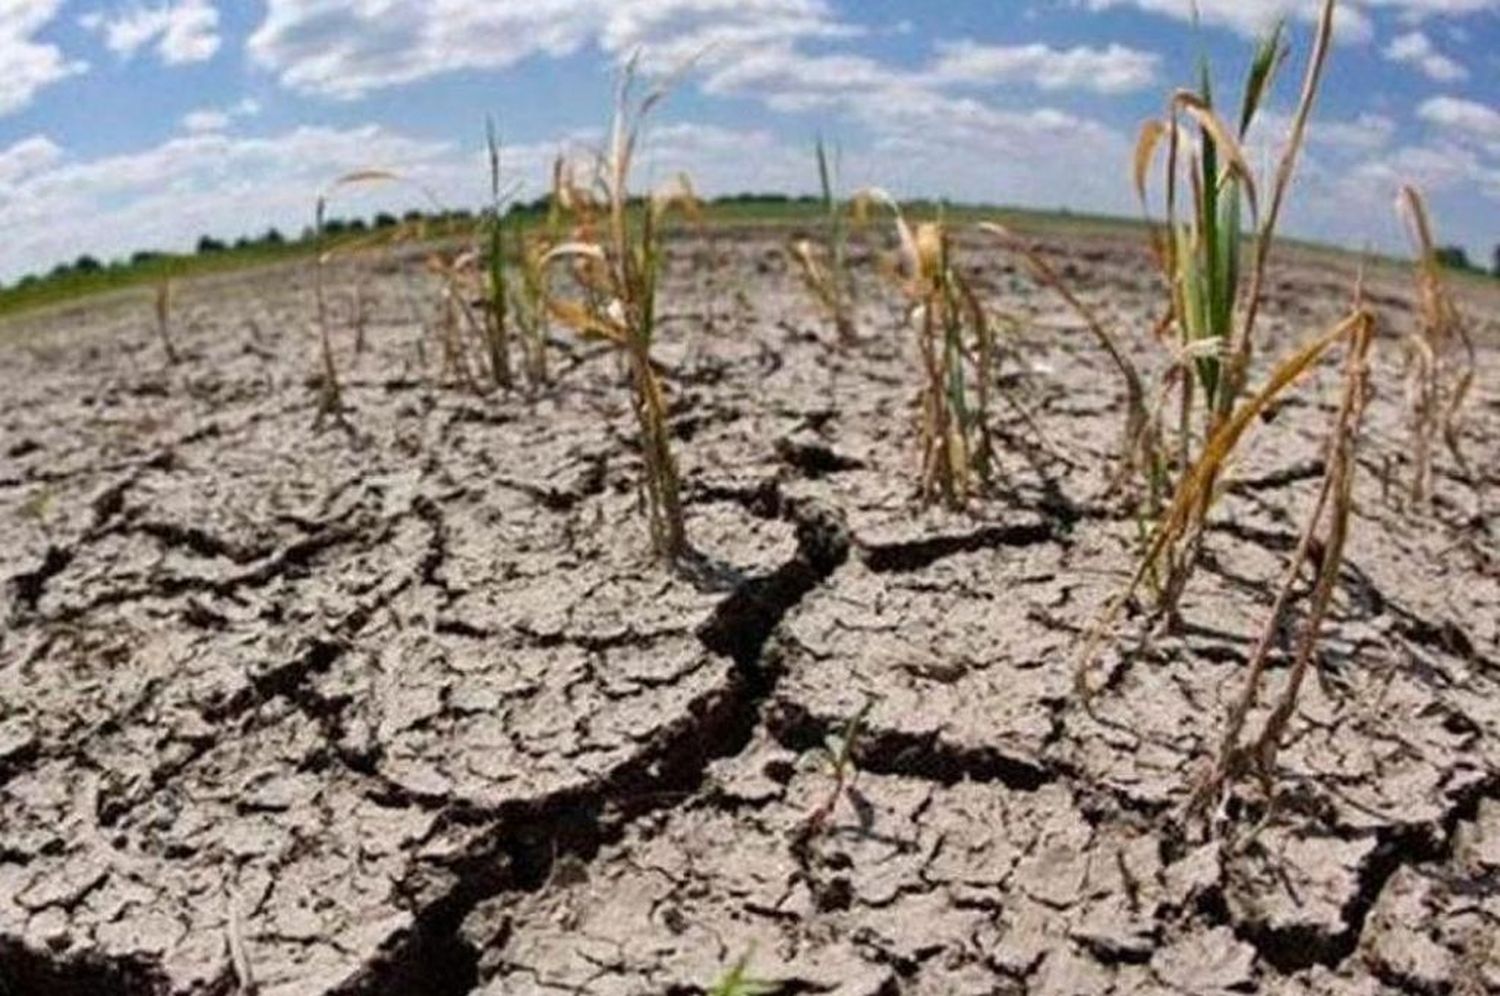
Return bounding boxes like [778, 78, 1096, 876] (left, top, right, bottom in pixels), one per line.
[859, 193, 997, 507]
[514, 233, 552, 386]
[1395, 184, 1476, 505]
[791, 137, 857, 344]
[1074, 307, 1374, 700]
[542, 64, 697, 561]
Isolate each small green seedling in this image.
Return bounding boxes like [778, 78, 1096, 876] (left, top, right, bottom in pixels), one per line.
[804, 698, 874, 837]
[708, 949, 780, 996]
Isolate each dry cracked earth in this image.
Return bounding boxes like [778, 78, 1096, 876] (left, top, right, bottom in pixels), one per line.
[1, 228, 1498, 996]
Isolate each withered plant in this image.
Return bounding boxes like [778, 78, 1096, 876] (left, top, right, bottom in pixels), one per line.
[1190, 307, 1375, 821]
[482, 118, 518, 390]
[1075, 307, 1375, 700]
[1123, 0, 1334, 615]
[542, 65, 698, 561]
[861, 193, 997, 507]
[790, 137, 856, 344]
[1396, 184, 1476, 505]
[154, 276, 179, 365]
[313, 169, 403, 422]
[1071, 0, 1343, 699]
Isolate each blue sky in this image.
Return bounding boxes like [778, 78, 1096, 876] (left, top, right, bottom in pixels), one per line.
[0, 0, 1495, 280]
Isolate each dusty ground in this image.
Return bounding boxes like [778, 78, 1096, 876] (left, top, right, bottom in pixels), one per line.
[2, 227, 1498, 996]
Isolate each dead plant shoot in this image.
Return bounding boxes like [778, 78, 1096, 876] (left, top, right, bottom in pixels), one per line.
[154, 276, 179, 366]
[542, 63, 698, 561]
[791, 137, 857, 344]
[483, 118, 516, 390]
[313, 169, 403, 423]
[1191, 307, 1374, 825]
[1396, 184, 1477, 505]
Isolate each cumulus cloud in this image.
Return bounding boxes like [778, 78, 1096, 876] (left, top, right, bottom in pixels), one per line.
[0, 0, 87, 115]
[80, 0, 220, 65]
[181, 97, 262, 133]
[1417, 95, 1500, 160]
[1078, 0, 1495, 41]
[1418, 95, 1500, 141]
[0, 135, 64, 185]
[0, 124, 463, 279]
[1078, 0, 1375, 42]
[1383, 30, 1468, 80]
[247, 0, 851, 98]
[929, 41, 1159, 94]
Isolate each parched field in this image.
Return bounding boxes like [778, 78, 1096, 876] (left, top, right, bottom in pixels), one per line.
[2, 227, 1498, 996]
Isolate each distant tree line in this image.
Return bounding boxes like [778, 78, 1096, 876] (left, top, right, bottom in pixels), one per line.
[3, 194, 829, 291]
[9, 196, 1493, 291]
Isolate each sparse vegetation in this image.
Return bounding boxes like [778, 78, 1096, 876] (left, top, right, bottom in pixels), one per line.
[3, 12, 1492, 988]
[483, 118, 516, 391]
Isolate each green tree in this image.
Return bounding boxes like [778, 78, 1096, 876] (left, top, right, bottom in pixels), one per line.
[1434, 245, 1472, 271]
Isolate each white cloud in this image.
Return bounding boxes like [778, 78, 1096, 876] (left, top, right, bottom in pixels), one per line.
[80, 0, 220, 65]
[1417, 95, 1500, 161]
[181, 97, 262, 133]
[1249, 109, 1397, 158]
[0, 0, 87, 115]
[1417, 95, 1500, 141]
[0, 124, 467, 279]
[1360, 0, 1498, 17]
[1383, 30, 1467, 80]
[180, 109, 229, 132]
[1078, 0, 1375, 43]
[248, 0, 852, 99]
[0, 135, 63, 185]
[1077, 0, 1496, 41]
[929, 40, 1158, 94]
